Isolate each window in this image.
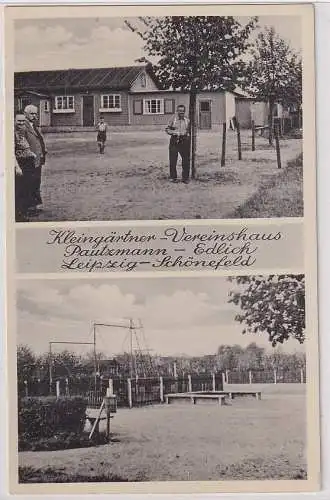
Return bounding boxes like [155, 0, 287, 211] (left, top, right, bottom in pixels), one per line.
[44, 101, 49, 112]
[144, 99, 164, 115]
[100, 94, 121, 112]
[54, 96, 75, 112]
[200, 101, 211, 112]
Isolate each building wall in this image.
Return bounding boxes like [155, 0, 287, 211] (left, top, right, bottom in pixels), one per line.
[130, 92, 189, 127]
[94, 91, 129, 126]
[252, 101, 269, 127]
[225, 92, 236, 125]
[130, 91, 227, 128]
[50, 94, 83, 127]
[49, 90, 131, 127]
[196, 92, 226, 126]
[235, 99, 252, 128]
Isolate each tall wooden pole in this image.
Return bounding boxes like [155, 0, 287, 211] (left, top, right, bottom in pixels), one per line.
[236, 120, 242, 160]
[221, 122, 226, 167]
[251, 120, 255, 152]
[104, 393, 111, 443]
[274, 123, 282, 169]
[49, 342, 53, 395]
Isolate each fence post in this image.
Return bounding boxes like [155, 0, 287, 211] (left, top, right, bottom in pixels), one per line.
[212, 373, 216, 392]
[251, 120, 255, 151]
[188, 374, 192, 393]
[222, 372, 226, 387]
[56, 380, 60, 398]
[236, 120, 242, 160]
[221, 122, 227, 167]
[108, 378, 114, 395]
[127, 378, 133, 408]
[274, 369, 277, 385]
[274, 123, 282, 169]
[249, 370, 252, 384]
[160, 376, 164, 403]
[104, 394, 111, 443]
[300, 368, 304, 384]
[24, 380, 28, 397]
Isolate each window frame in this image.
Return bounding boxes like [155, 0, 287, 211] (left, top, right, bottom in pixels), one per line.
[99, 94, 122, 113]
[53, 95, 75, 113]
[143, 98, 164, 115]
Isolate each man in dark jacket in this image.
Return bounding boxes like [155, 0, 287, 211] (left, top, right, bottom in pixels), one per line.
[23, 104, 47, 212]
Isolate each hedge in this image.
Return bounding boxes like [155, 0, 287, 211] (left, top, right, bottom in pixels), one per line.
[18, 396, 88, 442]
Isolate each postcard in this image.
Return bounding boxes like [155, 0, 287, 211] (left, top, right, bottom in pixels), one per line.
[4, 2, 319, 495]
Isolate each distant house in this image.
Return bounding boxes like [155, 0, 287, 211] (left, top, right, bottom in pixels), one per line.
[14, 65, 263, 130]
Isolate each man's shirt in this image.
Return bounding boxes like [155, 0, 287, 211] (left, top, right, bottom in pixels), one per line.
[166, 115, 190, 137]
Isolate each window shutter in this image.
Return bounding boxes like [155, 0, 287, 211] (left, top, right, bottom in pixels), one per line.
[133, 100, 143, 115]
[164, 98, 175, 115]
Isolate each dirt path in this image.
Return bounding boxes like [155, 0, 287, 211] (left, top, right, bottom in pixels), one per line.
[29, 130, 302, 222]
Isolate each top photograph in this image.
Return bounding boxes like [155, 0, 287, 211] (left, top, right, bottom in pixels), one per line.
[12, 13, 306, 223]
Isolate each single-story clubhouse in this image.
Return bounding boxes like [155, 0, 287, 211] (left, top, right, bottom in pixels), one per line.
[14, 65, 280, 131]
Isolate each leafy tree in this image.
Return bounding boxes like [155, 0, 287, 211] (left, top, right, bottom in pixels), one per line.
[228, 275, 305, 347]
[126, 16, 257, 177]
[217, 344, 244, 371]
[242, 26, 302, 144]
[50, 350, 83, 378]
[17, 344, 37, 383]
[240, 342, 265, 370]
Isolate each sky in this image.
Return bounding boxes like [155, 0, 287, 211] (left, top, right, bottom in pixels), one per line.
[14, 16, 302, 72]
[16, 277, 304, 358]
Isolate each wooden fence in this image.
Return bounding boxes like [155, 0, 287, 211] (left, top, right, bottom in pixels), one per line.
[18, 369, 306, 406]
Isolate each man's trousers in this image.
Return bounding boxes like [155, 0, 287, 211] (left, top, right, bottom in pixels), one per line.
[169, 136, 190, 181]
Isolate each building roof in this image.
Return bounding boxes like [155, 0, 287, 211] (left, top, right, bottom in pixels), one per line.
[15, 89, 50, 98]
[14, 66, 146, 92]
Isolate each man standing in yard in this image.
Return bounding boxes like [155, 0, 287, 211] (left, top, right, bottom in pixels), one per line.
[23, 104, 47, 213]
[165, 104, 190, 184]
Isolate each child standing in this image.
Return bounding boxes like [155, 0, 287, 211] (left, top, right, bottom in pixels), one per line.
[96, 116, 108, 154]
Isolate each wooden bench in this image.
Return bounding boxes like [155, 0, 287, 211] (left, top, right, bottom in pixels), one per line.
[165, 391, 262, 404]
[225, 391, 261, 400]
[165, 393, 227, 406]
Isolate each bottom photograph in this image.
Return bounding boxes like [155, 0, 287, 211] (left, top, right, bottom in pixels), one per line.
[15, 274, 307, 484]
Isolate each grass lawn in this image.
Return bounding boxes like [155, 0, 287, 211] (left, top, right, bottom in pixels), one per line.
[30, 129, 302, 222]
[230, 153, 303, 218]
[18, 384, 306, 483]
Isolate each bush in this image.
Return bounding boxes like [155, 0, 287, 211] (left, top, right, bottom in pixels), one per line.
[18, 396, 88, 443]
[18, 430, 109, 452]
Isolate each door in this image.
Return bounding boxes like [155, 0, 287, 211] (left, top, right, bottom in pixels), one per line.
[39, 99, 51, 127]
[199, 100, 211, 129]
[82, 95, 94, 126]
